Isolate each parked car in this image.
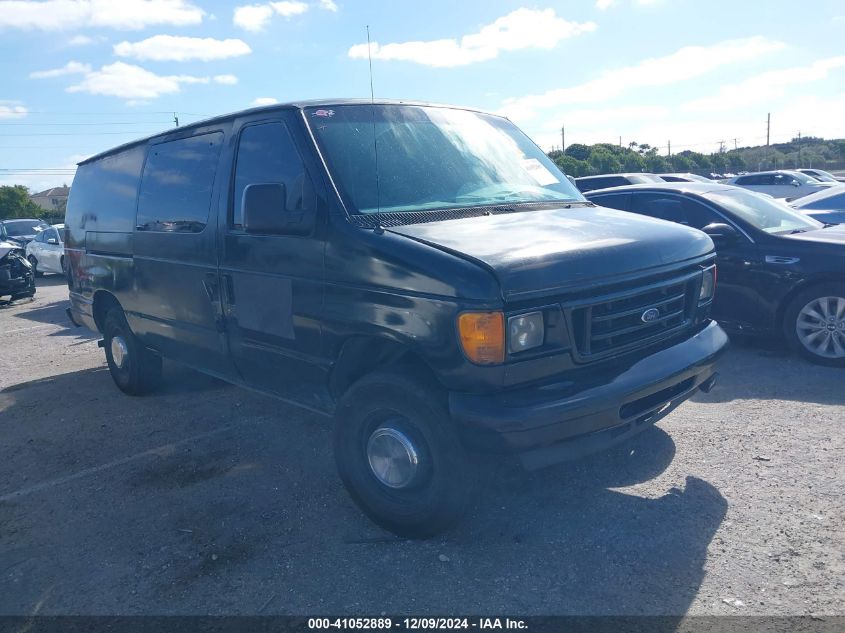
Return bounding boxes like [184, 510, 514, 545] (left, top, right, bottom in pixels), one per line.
[797, 168, 843, 183]
[574, 172, 664, 192]
[585, 183, 845, 366]
[65, 99, 727, 537]
[789, 187, 845, 224]
[0, 238, 36, 301]
[659, 173, 712, 183]
[25, 223, 66, 276]
[723, 170, 836, 199]
[0, 218, 50, 246]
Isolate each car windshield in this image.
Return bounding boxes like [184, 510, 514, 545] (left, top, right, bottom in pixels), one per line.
[791, 187, 845, 209]
[306, 104, 584, 215]
[804, 170, 838, 183]
[705, 188, 823, 234]
[3, 220, 50, 236]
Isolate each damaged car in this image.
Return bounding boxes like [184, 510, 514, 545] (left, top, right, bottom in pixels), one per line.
[0, 238, 36, 302]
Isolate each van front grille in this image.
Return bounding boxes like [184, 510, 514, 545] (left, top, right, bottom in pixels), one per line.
[566, 273, 698, 361]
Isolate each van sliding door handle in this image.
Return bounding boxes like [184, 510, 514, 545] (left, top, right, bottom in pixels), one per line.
[222, 274, 235, 305]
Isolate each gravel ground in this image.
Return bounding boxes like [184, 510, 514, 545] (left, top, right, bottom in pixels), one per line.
[1, 277, 843, 616]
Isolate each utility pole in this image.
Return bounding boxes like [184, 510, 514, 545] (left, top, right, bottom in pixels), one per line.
[797, 130, 801, 167]
[561, 126, 565, 152]
[766, 112, 770, 146]
[619, 135, 622, 148]
[667, 140, 671, 157]
[718, 140, 725, 153]
[173, 112, 179, 127]
[733, 138, 738, 151]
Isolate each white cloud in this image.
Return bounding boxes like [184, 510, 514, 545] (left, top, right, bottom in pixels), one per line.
[213, 74, 238, 85]
[270, 1, 307, 16]
[233, 1, 307, 30]
[0, 102, 27, 119]
[682, 56, 845, 113]
[498, 36, 786, 121]
[348, 8, 595, 68]
[30, 61, 91, 78]
[68, 34, 94, 45]
[65, 62, 237, 100]
[318, 0, 337, 11]
[114, 35, 251, 61]
[233, 4, 273, 31]
[252, 97, 279, 106]
[595, 0, 617, 9]
[0, 0, 204, 31]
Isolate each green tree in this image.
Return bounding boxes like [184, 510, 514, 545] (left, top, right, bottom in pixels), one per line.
[0, 185, 42, 220]
[621, 151, 645, 172]
[564, 143, 591, 161]
[553, 154, 591, 177]
[588, 147, 622, 174]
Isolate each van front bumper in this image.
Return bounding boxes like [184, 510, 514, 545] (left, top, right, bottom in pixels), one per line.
[449, 321, 729, 469]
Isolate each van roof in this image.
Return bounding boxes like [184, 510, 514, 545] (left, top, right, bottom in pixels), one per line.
[77, 98, 493, 166]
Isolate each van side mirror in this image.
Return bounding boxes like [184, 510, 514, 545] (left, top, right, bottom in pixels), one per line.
[242, 183, 313, 235]
[701, 222, 740, 246]
[791, 180, 801, 187]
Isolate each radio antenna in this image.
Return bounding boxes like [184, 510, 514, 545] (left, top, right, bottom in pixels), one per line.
[366, 25, 383, 229]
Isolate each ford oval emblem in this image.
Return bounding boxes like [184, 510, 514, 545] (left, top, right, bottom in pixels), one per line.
[641, 308, 660, 323]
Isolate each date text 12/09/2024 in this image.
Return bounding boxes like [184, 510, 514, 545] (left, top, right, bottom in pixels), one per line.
[307, 618, 527, 630]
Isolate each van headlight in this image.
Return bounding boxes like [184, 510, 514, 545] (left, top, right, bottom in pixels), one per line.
[508, 312, 544, 353]
[699, 266, 716, 302]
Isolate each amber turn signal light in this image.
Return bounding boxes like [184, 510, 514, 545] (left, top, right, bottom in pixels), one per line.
[457, 311, 505, 365]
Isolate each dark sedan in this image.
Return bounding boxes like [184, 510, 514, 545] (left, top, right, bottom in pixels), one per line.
[585, 183, 845, 366]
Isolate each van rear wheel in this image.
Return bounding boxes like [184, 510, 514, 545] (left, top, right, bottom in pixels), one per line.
[333, 370, 475, 539]
[103, 306, 162, 395]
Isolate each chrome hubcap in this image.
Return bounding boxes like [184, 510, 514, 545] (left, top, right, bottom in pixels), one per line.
[111, 335, 129, 369]
[796, 296, 845, 359]
[366, 425, 420, 489]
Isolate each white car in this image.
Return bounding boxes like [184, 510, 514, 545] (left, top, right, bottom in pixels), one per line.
[724, 170, 836, 199]
[25, 223, 66, 276]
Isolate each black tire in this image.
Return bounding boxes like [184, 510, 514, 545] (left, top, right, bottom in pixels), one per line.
[60, 256, 67, 277]
[28, 255, 43, 278]
[333, 370, 476, 538]
[103, 306, 162, 395]
[783, 282, 845, 367]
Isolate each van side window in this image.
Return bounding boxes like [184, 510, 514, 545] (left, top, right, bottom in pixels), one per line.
[232, 121, 314, 229]
[136, 132, 223, 233]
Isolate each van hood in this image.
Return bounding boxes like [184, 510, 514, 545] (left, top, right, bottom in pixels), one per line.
[386, 205, 714, 301]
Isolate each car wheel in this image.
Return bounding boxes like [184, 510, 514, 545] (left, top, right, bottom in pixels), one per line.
[28, 255, 43, 278]
[60, 256, 67, 277]
[784, 283, 845, 367]
[333, 369, 476, 538]
[103, 306, 162, 395]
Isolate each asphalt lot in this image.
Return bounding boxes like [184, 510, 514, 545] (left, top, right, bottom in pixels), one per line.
[1, 276, 843, 616]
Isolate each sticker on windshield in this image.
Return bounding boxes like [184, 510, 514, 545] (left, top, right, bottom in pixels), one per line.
[521, 158, 559, 186]
[312, 109, 335, 118]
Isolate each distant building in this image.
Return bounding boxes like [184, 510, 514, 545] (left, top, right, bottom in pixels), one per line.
[30, 185, 70, 213]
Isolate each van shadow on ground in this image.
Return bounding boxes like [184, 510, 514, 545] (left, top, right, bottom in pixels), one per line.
[1, 363, 725, 619]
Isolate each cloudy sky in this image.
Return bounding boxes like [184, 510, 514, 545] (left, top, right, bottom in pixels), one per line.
[2, 0, 844, 191]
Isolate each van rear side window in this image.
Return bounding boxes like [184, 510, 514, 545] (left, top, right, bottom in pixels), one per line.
[136, 132, 223, 233]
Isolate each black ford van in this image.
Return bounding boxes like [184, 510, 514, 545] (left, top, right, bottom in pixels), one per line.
[65, 100, 728, 537]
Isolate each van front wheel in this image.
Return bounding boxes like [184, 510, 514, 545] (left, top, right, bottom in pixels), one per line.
[103, 307, 162, 395]
[333, 371, 475, 539]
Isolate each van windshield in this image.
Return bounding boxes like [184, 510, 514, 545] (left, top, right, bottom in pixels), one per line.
[305, 104, 584, 215]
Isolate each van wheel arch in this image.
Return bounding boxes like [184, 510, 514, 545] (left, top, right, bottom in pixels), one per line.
[92, 291, 122, 333]
[329, 336, 442, 400]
